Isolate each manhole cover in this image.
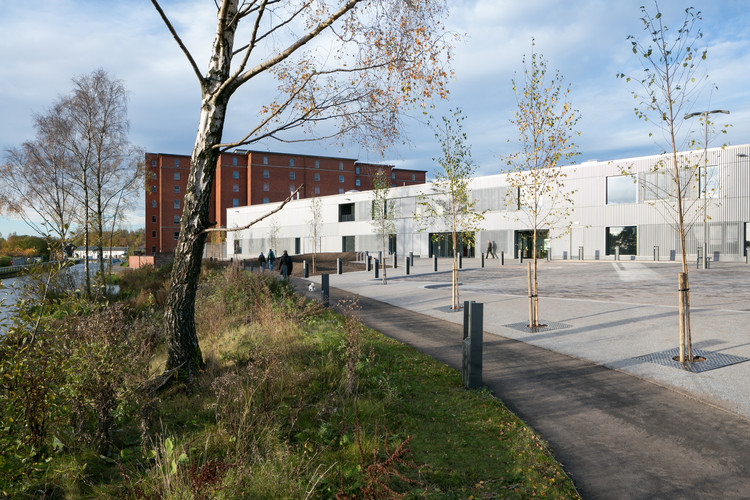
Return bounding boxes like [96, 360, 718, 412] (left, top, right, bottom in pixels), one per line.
[503, 321, 572, 333]
[634, 348, 750, 373]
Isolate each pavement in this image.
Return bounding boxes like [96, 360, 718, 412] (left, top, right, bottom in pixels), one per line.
[292, 257, 750, 499]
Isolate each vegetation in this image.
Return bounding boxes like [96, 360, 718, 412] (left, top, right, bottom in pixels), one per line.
[1, 263, 577, 498]
[0, 233, 51, 261]
[370, 169, 398, 285]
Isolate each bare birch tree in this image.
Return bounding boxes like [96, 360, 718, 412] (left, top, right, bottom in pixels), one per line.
[418, 109, 484, 310]
[505, 42, 580, 329]
[618, 2, 719, 362]
[307, 196, 322, 273]
[370, 168, 397, 284]
[150, 0, 452, 378]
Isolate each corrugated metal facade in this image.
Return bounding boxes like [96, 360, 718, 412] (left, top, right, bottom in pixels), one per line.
[226, 144, 750, 262]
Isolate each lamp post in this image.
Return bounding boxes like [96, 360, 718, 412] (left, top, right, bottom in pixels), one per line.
[684, 109, 729, 269]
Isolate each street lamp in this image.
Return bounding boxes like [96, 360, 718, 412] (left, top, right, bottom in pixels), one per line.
[684, 109, 730, 269]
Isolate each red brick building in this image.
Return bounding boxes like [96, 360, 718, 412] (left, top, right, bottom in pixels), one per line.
[144, 150, 426, 255]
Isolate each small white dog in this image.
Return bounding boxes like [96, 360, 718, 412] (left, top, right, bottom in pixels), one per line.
[308, 283, 316, 292]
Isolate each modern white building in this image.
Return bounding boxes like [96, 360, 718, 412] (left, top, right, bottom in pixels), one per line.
[226, 144, 750, 263]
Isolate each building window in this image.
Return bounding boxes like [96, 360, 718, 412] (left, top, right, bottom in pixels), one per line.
[290, 158, 294, 167]
[173, 199, 180, 209]
[151, 160, 156, 167]
[289, 184, 295, 193]
[174, 231, 180, 240]
[263, 156, 268, 165]
[339, 188, 344, 194]
[263, 183, 270, 192]
[232, 157, 238, 166]
[173, 172, 180, 180]
[339, 161, 344, 170]
[233, 170, 239, 179]
[173, 185, 180, 193]
[314, 186, 320, 194]
[151, 172, 157, 180]
[338, 203, 355, 222]
[356, 166, 360, 175]
[232, 198, 239, 207]
[173, 215, 180, 224]
[606, 226, 637, 255]
[151, 230, 156, 237]
[233, 184, 239, 192]
[314, 173, 320, 182]
[342, 235, 355, 252]
[339, 175, 344, 183]
[152, 200, 157, 208]
[263, 197, 269, 204]
[151, 185, 156, 192]
[151, 215, 157, 223]
[315, 160, 320, 168]
[289, 171, 295, 180]
[152, 245, 156, 253]
[174, 159, 179, 167]
[606, 175, 636, 204]
[263, 169, 269, 178]
[355, 179, 361, 187]
[412, 173, 416, 181]
[392, 172, 396, 180]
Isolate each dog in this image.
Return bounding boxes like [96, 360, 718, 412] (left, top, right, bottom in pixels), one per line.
[308, 283, 316, 292]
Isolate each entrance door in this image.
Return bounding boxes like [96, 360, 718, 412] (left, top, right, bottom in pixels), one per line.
[515, 230, 549, 259]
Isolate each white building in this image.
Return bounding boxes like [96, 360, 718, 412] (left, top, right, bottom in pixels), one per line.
[226, 144, 750, 263]
[73, 246, 129, 260]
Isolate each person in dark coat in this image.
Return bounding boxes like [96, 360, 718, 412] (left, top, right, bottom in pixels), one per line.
[258, 252, 266, 272]
[268, 249, 275, 269]
[278, 250, 293, 279]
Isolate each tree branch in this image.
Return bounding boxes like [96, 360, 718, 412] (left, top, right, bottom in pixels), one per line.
[150, 0, 205, 86]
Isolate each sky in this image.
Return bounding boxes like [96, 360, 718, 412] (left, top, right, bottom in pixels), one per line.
[1, 0, 749, 236]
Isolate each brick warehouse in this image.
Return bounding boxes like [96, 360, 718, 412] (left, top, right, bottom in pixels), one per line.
[144, 150, 426, 255]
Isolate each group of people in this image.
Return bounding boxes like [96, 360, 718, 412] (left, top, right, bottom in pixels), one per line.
[257, 249, 293, 278]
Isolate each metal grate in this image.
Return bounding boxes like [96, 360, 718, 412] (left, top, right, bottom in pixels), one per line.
[634, 348, 750, 373]
[503, 321, 572, 333]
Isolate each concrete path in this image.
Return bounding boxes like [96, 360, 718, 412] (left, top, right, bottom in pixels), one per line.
[294, 257, 750, 498]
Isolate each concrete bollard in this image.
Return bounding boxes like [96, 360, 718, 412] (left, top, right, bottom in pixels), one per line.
[615, 246, 620, 261]
[462, 300, 483, 390]
[321, 273, 329, 307]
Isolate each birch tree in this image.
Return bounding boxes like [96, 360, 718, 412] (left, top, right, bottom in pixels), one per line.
[418, 109, 484, 310]
[370, 168, 397, 284]
[307, 196, 322, 273]
[505, 42, 580, 329]
[618, 2, 718, 362]
[150, 0, 452, 379]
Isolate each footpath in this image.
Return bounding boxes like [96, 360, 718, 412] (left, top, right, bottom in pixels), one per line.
[292, 257, 750, 498]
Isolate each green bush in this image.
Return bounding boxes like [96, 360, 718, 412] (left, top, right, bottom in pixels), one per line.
[0, 255, 11, 267]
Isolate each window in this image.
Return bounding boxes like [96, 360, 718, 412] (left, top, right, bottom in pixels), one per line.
[151, 230, 156, 237]
[173, 199, 180, 209]
[339, 175, 344, 183]
[151, 172, 157, 180]
[151, 185, 156, 192]
[173, 172, 180, 180]
[339, 188, 344, 194]
[263, 183, 270, 192]
[355, 179, 361, 187]
[152, 246, 156, 253]
[173, 185, 180, 193]
[289, 171, 295, 180]
[356, 166, 360, 175]
[263, 156, 268, 165]
[233, 170, 239, 179]
[174, 231, 180, 240]
[152, 200, 157, 208]
[263, 169, 269, 178]
[232, 157, 237, 166]
[174, 159, 179, 167]
[290, 158, 294, 167]
[151, 215, 157, 223]
[314, 173, 320, 182]
[151, 160, 156, 167]
[289, 184, 295, 192]
[315, 160, 320, 168]
[392, 172, 396, 180]
[339, 161, 344, 170]
[412, 173, 416, 181]
[606, 226, 637, 255]
[339, 203, 355, 222]
[173, 215, 180, 224]
[607, 175, 636, 204]
[233, 184, 239, 192]
[263, 197, 269, 203]
[232, 198, 239, 207]
[314, 186, 320, 194]
[342, 235, 355, 252]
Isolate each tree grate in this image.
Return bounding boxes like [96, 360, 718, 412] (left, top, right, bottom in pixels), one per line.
[634, 348, 750, 373]
[503, 321, 572, 333]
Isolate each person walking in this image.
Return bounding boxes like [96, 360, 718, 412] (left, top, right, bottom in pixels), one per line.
[268, 249, 275, 270]
[278, 250, 293, 279]
[486, 240, 497, 259]
[258, 252, 266, 272]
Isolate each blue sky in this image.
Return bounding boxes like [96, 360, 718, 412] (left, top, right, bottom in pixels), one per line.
[2, 0, 749, 236]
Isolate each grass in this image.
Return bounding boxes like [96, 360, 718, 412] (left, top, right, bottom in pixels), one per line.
[2, 265, 578, 498]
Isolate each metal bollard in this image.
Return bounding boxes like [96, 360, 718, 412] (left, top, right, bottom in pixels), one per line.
[337, 258, 342, 275]
[481, 253, 485, 268]
[462, 300, 483, 390]
[394, 252, 398, 269]
[501, 251, 504, 266]
[409, 252, 413, 267]
[303, 260, 309, 278]
[367, 255, 372, 271]
[653, 246, 659, 262]
[615, 246, 620, 261]
[374, 259, 379, 279]
[579, 246, 584, 261]
[321, 274, 329, 307]
[459, 253, 463, 269]
[406, 257, 410, 275]
[433, 255, 437, 272]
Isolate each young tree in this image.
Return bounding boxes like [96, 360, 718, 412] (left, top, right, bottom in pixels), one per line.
[418, 109, 484, 310]
[150, 0, 452, 378]
[370, 168, 397, 284]
[505, 42, 580, 329]
[307, 196, 322, 273]
[618, 2, 719, 362]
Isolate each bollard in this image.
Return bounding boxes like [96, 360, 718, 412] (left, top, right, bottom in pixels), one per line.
[547, 249, 551, 262]
[433, 255, 438, 272]
[654, 246, 659, 262]
[303, 260, 309, 278]
[374, 259, 379, 279]
[462, 301, 483, 390]
[378, 251, 382, 263]
[481, 253, 485, 268]
[615, 246, 620, 261]
[459, 253, 463, 269]
[367, 255, 372, 272]
[501, 251, 504, 266]
[409, 252, 414, 267]
[406, 257, 410, 275]
[321, 274, 329, 307]
[579, 246, 584, 261]
[394, 252, 398, 269]
[337, 258, 342, 275]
